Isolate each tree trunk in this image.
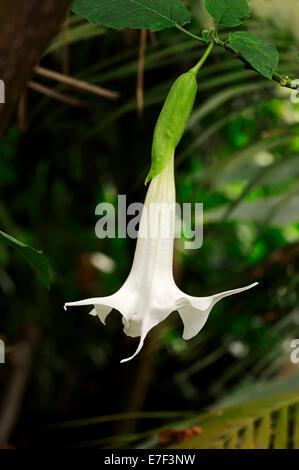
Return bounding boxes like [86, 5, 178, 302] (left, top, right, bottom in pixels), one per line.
[0, 0, 72, 136]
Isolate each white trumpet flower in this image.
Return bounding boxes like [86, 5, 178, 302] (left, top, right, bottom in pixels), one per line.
[65, 155, 257, 363]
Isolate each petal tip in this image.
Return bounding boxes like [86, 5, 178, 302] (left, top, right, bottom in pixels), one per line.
[182, 333, 192, 341]
[247, 281, 259, 290]
[120, 337, 145, 364]
[120, 357, 131, 364]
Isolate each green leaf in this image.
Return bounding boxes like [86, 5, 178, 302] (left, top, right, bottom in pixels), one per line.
[170, 392, 299, 449]
[0, 230, 51, 288]
[46, 22, 106, 56]
[71, 0, 190, 32]
[204, 0, 250, 27]
[229, 32, 279, 79]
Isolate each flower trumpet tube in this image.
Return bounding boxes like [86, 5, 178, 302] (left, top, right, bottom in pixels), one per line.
[65, 155, 258, 363]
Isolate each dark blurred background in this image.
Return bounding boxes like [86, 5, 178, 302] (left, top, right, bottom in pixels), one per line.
[0, 0, 298, 448]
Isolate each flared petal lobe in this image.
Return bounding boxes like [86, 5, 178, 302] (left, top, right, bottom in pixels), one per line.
[176, 282, 259, 340]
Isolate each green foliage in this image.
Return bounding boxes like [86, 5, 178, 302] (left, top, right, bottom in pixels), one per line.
[201, 30, 210, 43]
[0, 230, 50, 288]
[204, 0, 250, 27]
[71, 0, 191, 31]
[229, 32, 279, 79]
[45, 21, 106, 56]
[171, 393, 299, 449]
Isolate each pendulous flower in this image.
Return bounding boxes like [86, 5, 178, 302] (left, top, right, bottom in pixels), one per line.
[65, 155, 257, 363]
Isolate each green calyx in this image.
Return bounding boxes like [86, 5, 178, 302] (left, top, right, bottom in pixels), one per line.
[145, 69, 198, 184]
[145, 42, 214, 185]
